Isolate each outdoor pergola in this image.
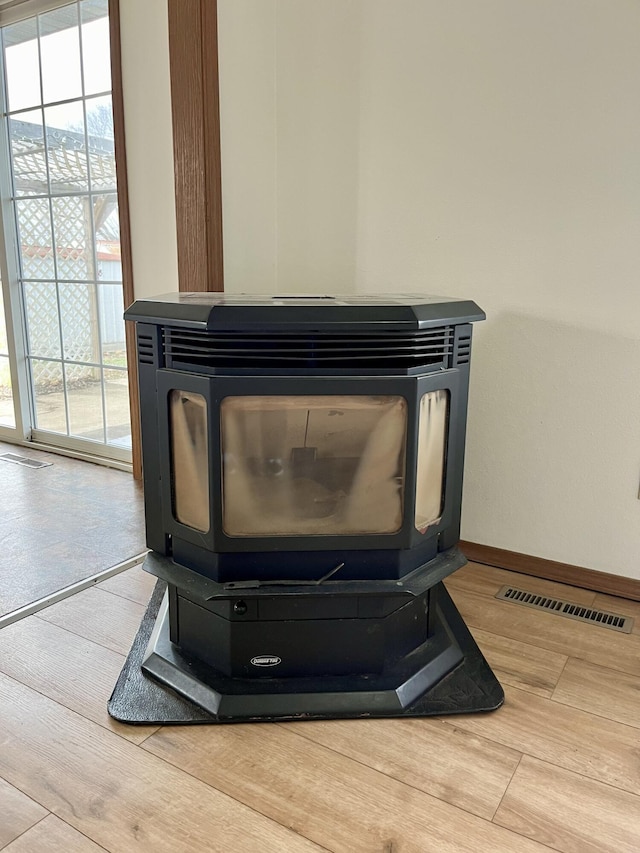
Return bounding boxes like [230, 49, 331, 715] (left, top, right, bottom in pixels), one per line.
[11, 117, 118, 252]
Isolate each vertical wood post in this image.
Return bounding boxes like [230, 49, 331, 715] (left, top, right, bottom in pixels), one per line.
[167, 0, 224, 293]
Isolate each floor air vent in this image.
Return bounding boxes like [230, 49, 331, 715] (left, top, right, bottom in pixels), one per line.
[495, 585, 633, 633]
[0, 452, 52, 469]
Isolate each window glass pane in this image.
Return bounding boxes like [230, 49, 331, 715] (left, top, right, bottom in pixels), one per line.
[0, 294, 8, 355]
[4, 19, 40, 112]
[31, 358, 66, 432]
[97, 228, 121, 282]
[98, 284, 125, 365]
[59, 282, 98, 363]
[221, 395, 407, 536]
[0, 355, 14, 427]
[86, 95, 113, 140]
[171, 390, 210, 533]
[24, 282, 61, 359]
[39, 6, 82, 104]
[81, 3, 111, 95]
[15, 198, 55, 279]
[104, 367, 130, 448]
[10, 110, 47, 196]
[94, 195, 120, 282]
[66, 361, 103, 440]
[415, 389, 449, 533]
[45, 102, 88, 192]
[86, 96, 116, 191]
[0, 300, 14, 427]
[52, 196, 93, 279]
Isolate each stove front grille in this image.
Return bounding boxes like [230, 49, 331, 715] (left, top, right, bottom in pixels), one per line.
[162, 327, 454, 370]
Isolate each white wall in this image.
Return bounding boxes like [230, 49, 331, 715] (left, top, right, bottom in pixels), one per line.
[218, 0, 363, 294]
[119, 0, 178, 299]
[274, 1, 362, 293]
[217, 0, 278, 293]
[351, 0, 640, 577]
[150, 1, 640, 578]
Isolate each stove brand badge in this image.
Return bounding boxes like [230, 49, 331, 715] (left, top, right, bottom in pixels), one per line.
[251, 655, 281, 667]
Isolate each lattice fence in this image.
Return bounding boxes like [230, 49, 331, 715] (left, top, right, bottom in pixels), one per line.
[5, 114, 122, 399]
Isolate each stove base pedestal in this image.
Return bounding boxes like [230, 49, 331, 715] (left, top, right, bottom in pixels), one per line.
[108, 579, 504, 725]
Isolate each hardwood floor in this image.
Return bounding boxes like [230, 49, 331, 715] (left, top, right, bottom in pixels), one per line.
[0, 440, 145, 620]
[0, 562, 639, 852]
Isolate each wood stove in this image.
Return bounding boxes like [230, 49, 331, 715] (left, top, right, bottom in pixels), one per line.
[122, 293, 503, 722]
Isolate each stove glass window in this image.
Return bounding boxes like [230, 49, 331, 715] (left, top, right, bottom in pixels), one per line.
[221, 395, 407, 536]
[415, 389, 449, 533]
[170, 390, 210, 532]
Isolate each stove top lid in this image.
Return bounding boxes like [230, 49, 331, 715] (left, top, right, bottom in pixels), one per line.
[124, 292, 485, 330]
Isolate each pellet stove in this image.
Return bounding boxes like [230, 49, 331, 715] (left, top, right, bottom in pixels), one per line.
[122, 293, 503, 722]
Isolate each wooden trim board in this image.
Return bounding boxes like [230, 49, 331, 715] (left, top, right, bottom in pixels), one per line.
[167, 0, 224, 293]
[460, 541, 640, 603]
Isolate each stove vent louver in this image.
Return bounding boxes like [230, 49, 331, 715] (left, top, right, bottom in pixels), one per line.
[137, 332, 156, 365]
[162, 327, 455, 370]
[454, 333, 471, 366]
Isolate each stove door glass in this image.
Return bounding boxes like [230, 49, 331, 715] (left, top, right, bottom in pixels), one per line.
[415, 389, 449, 533]
[221, 395, 407, 536]
[170, 390, 210, 532]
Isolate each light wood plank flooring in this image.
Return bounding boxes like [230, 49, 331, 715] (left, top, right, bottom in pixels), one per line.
[0, 561, 639, 852]
[0, 440, 145, 619]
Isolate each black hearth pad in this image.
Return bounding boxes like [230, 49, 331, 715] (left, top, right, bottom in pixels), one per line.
[108, 580, 504, 725]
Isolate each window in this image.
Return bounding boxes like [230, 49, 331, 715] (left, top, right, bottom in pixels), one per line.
[0, 0, 131, 457]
